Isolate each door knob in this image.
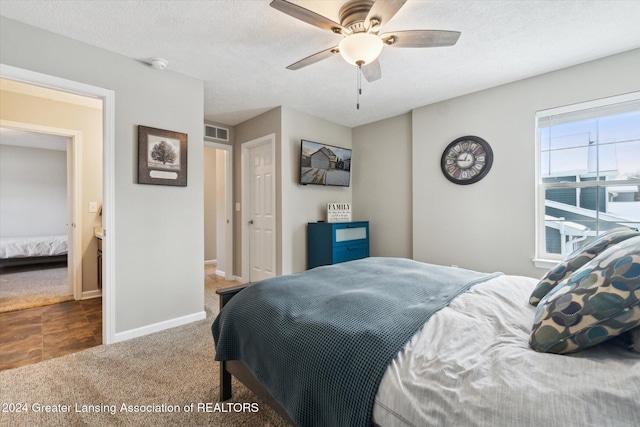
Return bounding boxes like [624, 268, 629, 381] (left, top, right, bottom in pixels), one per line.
[248, 220, 254, 225]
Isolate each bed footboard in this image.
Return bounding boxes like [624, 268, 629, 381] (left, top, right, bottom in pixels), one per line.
[215, 284, 249, 401]
[215, 284, 295, 425]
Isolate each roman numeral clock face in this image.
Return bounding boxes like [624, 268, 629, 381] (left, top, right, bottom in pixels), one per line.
[440, 136, 493, 185]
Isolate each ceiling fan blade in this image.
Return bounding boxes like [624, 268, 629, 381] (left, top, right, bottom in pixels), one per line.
[366, 0, 407, 32]
[270, 0, 347, 34]
[380, 30, 461, 48]
[286, 46, 340, 70]
[361, 59, 382, 82]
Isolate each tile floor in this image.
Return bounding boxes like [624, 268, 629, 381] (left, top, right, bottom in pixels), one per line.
[0, 264, 230, 371]
[0, 297, 102, 371]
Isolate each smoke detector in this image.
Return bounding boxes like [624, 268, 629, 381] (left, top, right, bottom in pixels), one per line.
[150, 58, 168, 70]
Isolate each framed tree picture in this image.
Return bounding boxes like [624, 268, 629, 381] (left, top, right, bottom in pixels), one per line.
[138, 125, 188, 186]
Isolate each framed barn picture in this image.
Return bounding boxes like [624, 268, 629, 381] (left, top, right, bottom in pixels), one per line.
[138, 125, 188, 187]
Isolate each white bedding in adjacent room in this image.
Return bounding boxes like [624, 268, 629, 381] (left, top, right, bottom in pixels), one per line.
[0, 235, 68, 258]
[373, 274, 640, 427]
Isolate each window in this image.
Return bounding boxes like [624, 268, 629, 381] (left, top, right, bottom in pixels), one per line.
[535, 92, 640, 266]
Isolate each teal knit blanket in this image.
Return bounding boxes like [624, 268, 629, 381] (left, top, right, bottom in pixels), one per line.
[212, 257, 501, 427]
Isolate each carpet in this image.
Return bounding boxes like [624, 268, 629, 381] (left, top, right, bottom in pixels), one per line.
[0, 264, 73, 313]
[0, 275, 289, 426]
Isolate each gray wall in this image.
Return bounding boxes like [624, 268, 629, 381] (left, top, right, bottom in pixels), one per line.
[1, 17, 205, 334]
[0, 144, 67, 237]
[281, 106, 352, 274]
[353, 48, 640, 278]
[352, 113, 412, 259]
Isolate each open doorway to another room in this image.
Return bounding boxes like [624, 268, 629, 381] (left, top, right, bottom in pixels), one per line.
[0, 129, 72, 311]
[204, 145, 225, 276]
[204, 142, 234, 305]
[0, 77, 105, 370]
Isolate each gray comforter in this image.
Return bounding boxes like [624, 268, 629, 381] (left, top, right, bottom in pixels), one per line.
[212, 257, 501, 427]
[373, 274, 640, 426]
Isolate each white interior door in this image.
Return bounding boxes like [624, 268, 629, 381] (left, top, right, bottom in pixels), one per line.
[248, 140, 275, 282]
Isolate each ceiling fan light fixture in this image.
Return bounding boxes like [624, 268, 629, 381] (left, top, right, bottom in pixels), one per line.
[338, 33, 383, 66]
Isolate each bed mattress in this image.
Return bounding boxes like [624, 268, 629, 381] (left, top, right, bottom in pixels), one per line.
[372, 274, 640, 427]
[0, 235, 68, 259]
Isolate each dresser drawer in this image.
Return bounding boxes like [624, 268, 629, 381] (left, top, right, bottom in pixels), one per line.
[332, 243, 369, 264]
[332, 222, 368, 247]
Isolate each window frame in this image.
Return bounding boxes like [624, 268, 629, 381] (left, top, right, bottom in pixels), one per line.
[534, 91, 640, 268]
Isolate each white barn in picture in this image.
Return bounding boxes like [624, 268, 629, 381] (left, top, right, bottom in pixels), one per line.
[310, 147, 336, 170]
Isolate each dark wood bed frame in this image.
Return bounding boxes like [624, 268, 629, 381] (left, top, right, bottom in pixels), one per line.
[216, 284, 296, 425]
[0, 254, 67, 269]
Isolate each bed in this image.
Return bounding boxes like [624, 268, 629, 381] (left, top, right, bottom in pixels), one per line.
[0, 235, 68, 268]
[212, 255, 640, 427]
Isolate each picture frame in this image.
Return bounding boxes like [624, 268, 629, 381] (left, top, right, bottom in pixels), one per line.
[138, 125, 188, 187]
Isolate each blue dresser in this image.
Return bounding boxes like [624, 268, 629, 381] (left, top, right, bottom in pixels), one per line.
[307, 221, 369, 269]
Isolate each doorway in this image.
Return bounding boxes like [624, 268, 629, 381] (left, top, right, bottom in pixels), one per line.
[204, 141, 233, 281]
[0, 63, 116, 344]
[0, 128, 74, 313]
[0, 122, 83, 301]
[241, 133, 276, 283]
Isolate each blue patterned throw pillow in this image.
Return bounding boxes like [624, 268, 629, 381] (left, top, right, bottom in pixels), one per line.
[530, 236, 640, 354]
[529, 228, 639, 306]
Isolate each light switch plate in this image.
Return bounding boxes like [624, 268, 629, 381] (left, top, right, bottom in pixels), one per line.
[89, 202, 98, 213]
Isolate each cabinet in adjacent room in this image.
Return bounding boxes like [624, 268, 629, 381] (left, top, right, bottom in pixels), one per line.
[97, 237, 102, 289]
[307, 221, 369, 269]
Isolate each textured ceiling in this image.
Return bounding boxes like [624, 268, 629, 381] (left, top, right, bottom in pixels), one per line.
[1, 0, 639, 128]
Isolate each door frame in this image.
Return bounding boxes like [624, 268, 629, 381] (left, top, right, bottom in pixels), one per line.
[0, 120, 83, 299]
[0, 63, 117, 345]
[241, 133, 276, 283]
[203, 141, 234, 281]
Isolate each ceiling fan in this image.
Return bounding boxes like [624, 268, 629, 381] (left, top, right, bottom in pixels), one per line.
[270, 0, 461, 83]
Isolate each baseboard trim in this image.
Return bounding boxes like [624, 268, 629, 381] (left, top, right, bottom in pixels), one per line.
[113, 310, 207, 343]
[81, 289, 102, 300]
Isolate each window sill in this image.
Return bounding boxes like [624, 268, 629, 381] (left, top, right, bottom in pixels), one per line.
[532, 258, 559, 270]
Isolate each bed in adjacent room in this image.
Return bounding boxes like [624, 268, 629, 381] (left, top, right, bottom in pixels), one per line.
[212, 232, 640, 427]
[0, 235, 68, 268]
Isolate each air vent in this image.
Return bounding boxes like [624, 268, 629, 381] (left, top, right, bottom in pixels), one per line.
[204, 124, 229, 141]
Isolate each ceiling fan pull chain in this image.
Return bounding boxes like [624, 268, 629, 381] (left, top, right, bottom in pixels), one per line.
[357, 61, 363, 110]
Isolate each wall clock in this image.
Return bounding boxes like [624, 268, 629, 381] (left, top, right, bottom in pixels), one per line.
[440, 136, 493, 185]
